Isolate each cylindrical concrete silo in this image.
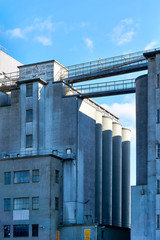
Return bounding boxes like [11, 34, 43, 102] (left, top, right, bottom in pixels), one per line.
[95, 111, 102, 224]
[112, 122, 122, 227]
[136, 74, 148, 185]
[102, 116, 112, 225]
[122, 128, 131, 228]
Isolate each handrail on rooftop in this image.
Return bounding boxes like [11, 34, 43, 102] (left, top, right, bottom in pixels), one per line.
[0, 45, 9, 55]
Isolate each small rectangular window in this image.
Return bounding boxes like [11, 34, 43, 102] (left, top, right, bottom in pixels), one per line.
[55, 170, 59, 184]
[157, 109, 160, 123]
[4, 225, 10, 238]
[157, 74, 160, 88]
[14, 171, 30, 183]
[26, 83, 33, 97]
[26, 135, 32, 148]
[4, 199, 11, 211]
[26, 109, 33, 122]
[32, 170, 39, 182]
[32, 197, 39, 210]
[157, 215, 160, 229]
[55, 197, 59, 210]
[14, 198, 29, 210]
[13, 225, 29, 237]
[157, 180, 160, 194]
[32, 224, 39, 237]
[4, 172, 11, 184]
[156, 144, 160, 158]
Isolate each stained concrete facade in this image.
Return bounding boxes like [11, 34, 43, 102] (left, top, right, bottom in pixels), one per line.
[0, 49, 131, 240]
[131, 50, 160, 240]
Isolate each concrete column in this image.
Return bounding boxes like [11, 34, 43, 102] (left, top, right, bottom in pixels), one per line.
[112, 122, 122, 227]
[95, 111, 102, 224]
[102, 116, 112, 225]
[122, 128, 131, 228]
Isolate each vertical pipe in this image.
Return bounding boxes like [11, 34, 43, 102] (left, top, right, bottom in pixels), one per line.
[112, 122, 122, 227]
[95, 111, 102, 224]
[122, 128, 131, 228]
[102, 116, 112, 225]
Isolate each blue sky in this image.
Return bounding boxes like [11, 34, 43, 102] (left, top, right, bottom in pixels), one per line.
[0, 0, 160, 185]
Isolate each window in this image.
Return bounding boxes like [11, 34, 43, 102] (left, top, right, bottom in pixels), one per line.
[32, 197, 39, 210]
[13, 225, 29, 237]
[4, 199, 11, 211]
[55, 197, 59, 210]
[4, 172, 11, 184]
[66, 148, 72, 155]
[26, 109, 33, 122]
[26, 83, 33, 97]
[156, 144, 160, 158]
[14, 171, 30, 183]
[157, 74, 160, 88]
[55, 170, 59, 184]
[157, 109, 160, 123]
[26, 135, 32, 148]
[32, 170, 39, 182]
[14, 198, 29, 210]
[32, 224, 39, 237]
[157, 180, 160, 194]
[4, 225, 10, 238]
[157, 215, 160, 229]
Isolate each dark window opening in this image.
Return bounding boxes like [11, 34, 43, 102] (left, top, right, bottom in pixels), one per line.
[13, 225, 29, 237]
[32, 224, 39, 237]
[55, 170, 59, 184]
[26, 109, 33, 122]
[26, 83, 33, 97]
[55, 197, 59, 210]
[4, 225, 10, 238]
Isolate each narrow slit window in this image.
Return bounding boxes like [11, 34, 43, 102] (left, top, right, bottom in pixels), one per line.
[157, 109, 160, 123]
[26, 135, 32, 148]
[157, 215, 160, 229]
[157, 180, 160, 194]
[26, 109, 33, 122]
[156, 144, 160, 158]
[26, 83, 33, 97]
[157, 74, 160, 88]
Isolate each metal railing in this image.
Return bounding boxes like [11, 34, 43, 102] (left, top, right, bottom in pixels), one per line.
[66, 79, 135, 97]
[57, 47, 160, 81]
[0, 45, 9, 55]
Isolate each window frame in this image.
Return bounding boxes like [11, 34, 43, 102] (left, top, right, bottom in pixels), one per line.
[26, 109, 33, 123]
[4, 172, 11, 185]
[55, 170, 59, 184]
[13, 197, 29, 210]
[32, 197, 39, 210]
[13, 225, 29, 237]
[26, 83, 33, 97]
[32, 169, 39, 183]
[14, 170, 30, 184]
[26, 134, 33, 148]
[4, 198, 11, 211]
[156, 143, 160, 158]
[157, 179, 160, 194]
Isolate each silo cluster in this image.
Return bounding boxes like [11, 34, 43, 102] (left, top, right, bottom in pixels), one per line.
[95, 113, 131, 228]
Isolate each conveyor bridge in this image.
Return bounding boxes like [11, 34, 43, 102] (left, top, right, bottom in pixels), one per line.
[65, 79, 135, 98]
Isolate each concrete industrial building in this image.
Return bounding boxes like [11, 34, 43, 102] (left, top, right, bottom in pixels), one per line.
[131, 50, 160, 240]
[0, 47, 131, 240]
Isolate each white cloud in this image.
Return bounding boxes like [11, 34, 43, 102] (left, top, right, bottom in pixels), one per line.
[36, 36, 52, 46]
[6, 28, 24, 38]
[85, 38, 93, 50]
[5, 17, 61, 45]
[111, 18, 136, 45]
[145, 41, 158, 50]
[80, 22, 90, 28]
